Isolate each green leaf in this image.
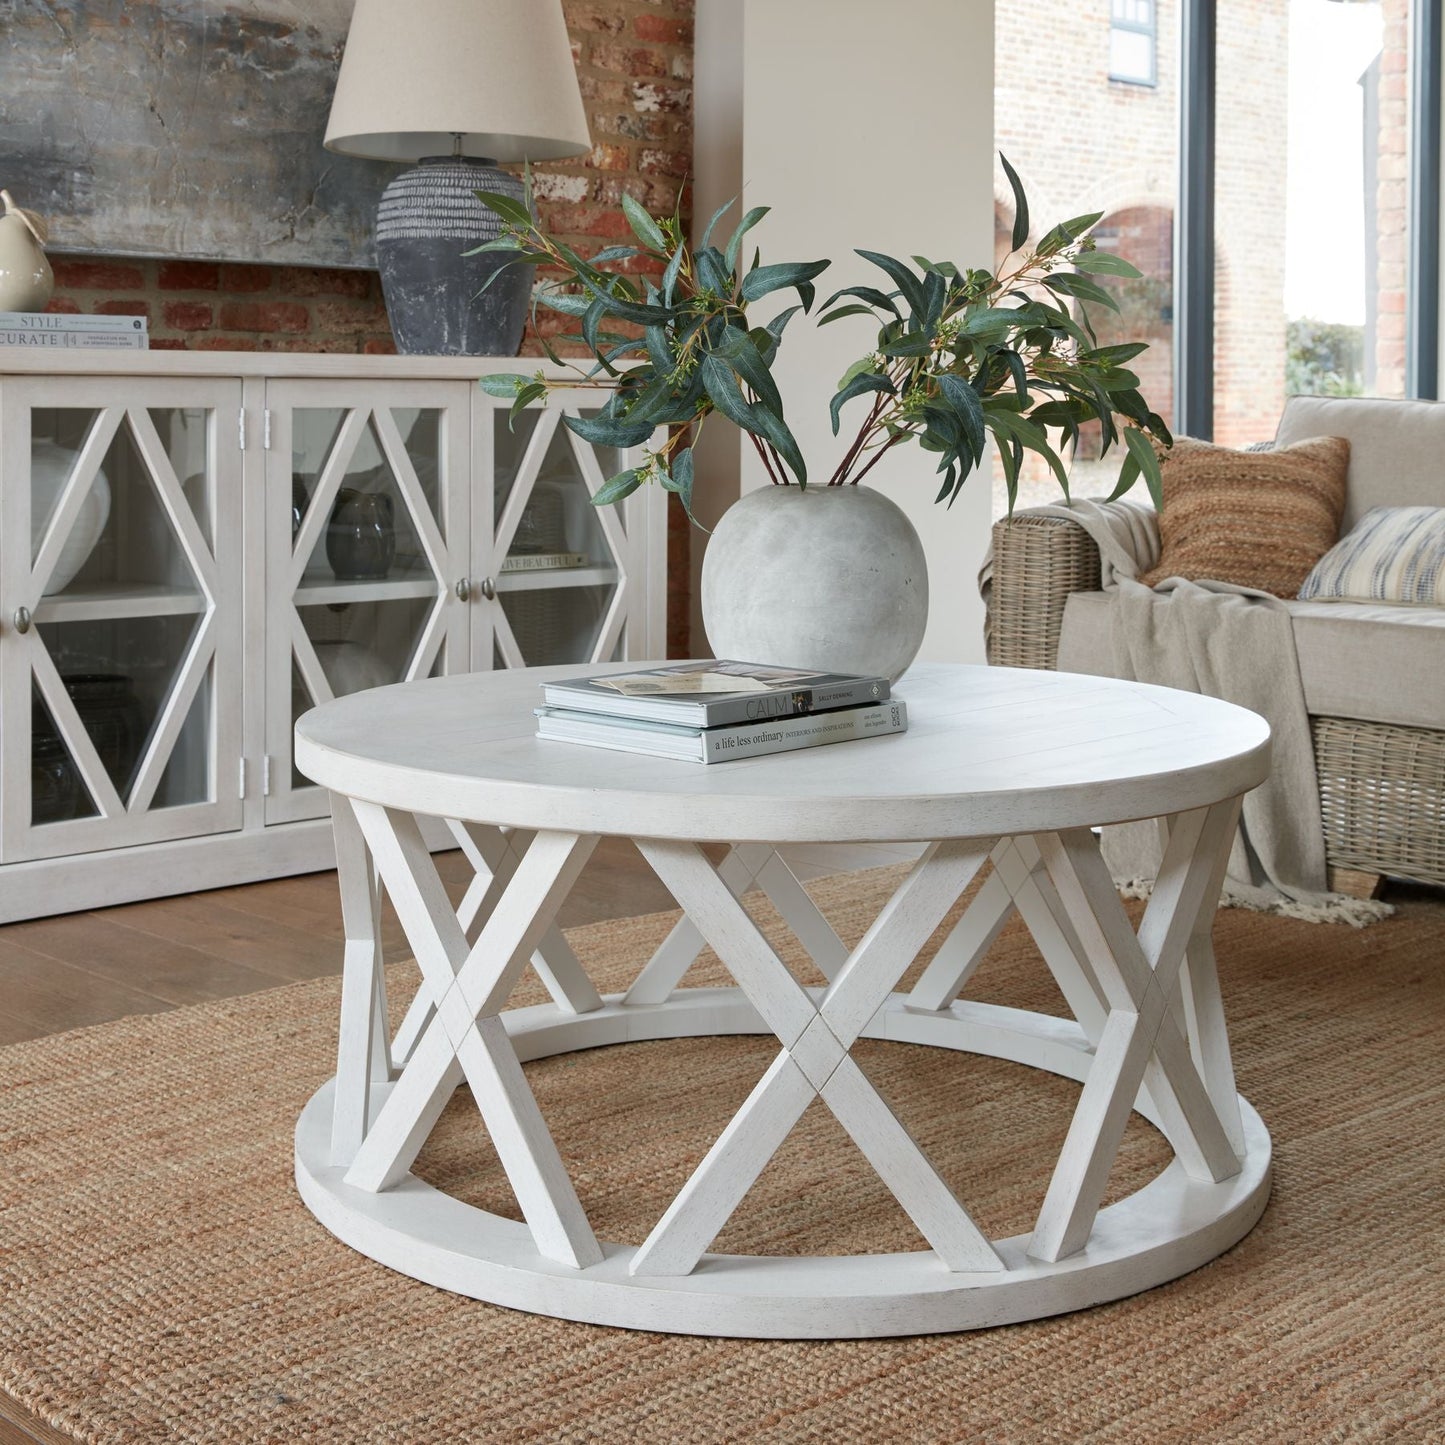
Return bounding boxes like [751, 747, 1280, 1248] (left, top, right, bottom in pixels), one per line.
[714, 326, 785, 418]
[855, 250, 925, 318]
[591, 468, 644, 507]
[661, 244, 684, 306]
[1038, 211, 1105, 252]
[1086, 341, 1150, 365]
[474, 190, 533, 230]
[829, 370, 894, 435]
[508, 383, 547, 428]
[587, 244, 644, 264]
[1124, 427, 1165, 507]
[699, 196, 737, 251]
[879, 331, 930, 357]
[701, 354, 807, 482]
[663, 445, 696, 520]
[819, 283, 900, 318]
[564, 412, 657, 449]
[1073, 251, 1142, 278]
[1000, 152, 1030, 252]
[478, 373, 534, 398]
[621, 193, 668, 251]
[536, 289, 594, 318]
[724, 206, 770, 270]
[1041, 272, 1120, 312]
[937, 374, 987, 463]
[739, 259, 831, 308]
[695, 245, 733, 296]
[765, 303, 803, 340]
[818, 303, 878, 325]
[1106, 449, 1142, 502]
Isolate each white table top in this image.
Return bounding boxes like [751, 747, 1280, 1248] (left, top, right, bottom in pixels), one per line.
[293, 662, 1271, 844]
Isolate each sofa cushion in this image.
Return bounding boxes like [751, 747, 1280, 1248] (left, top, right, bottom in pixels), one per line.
[1057, 589, 1445, 731]
[1298, 506, 1445, 605]
[1274, 394, 1445, 531]
[1139, 434, 1348, 598]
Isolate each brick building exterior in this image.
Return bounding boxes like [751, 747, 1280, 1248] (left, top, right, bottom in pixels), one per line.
[992, 0, 1407, 512]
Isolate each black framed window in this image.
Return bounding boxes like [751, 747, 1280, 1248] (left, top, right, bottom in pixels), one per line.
[1110, 0, 1159, 87]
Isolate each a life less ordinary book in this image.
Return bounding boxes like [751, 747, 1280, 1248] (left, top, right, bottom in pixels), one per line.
[541, 660, 890, 728]
[536, 698, 908, 763]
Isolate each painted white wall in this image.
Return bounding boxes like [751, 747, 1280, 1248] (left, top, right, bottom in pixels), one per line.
[689, 0, 995, 665]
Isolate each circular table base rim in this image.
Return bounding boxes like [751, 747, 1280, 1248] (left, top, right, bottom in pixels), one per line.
[295, 989, 1272, 1339]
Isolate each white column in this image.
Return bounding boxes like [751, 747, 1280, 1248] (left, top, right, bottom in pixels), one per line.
[727, 0, 996, 665]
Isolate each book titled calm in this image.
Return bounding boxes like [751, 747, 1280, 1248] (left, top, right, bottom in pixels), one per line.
[541, 660, 890, 729]
[536, 698, 907, 764]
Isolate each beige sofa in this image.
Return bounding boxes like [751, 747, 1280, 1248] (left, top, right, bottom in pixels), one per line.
[985, 393, 1445, 889]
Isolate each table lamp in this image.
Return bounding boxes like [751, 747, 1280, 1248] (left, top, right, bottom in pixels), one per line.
[324, 0, 590, 356]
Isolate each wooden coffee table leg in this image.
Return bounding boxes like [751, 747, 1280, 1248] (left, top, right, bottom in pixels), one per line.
[1029, 802, 1244, 1262]
[629, 835, 1002, 1278]
[624, 844, 851, 1006]
[334, 800, 604, 1270]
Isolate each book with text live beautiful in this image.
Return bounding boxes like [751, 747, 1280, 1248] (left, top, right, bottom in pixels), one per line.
[536, 698, 908, 764]
[541, 660, 890, 728]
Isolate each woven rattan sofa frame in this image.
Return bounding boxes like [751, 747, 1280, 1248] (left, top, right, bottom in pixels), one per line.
[985, 513, 1445, 890]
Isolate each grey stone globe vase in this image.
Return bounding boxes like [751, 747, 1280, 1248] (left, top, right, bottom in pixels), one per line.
[701, 484, 929, 683]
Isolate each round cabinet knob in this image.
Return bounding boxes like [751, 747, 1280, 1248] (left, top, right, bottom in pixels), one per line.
[480, 577, 496, 601]
[12, 605, 31, 634]
[455, 577, 471, 602]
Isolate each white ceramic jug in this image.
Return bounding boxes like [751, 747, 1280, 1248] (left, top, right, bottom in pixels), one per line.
[0, 189, 54, 312]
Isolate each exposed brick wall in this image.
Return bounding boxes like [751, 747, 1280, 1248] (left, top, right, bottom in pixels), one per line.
[46, 256, 393, 353]
[40, 0, 697, 652]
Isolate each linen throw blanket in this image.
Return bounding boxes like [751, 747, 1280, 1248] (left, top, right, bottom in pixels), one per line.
[980, 499, 1390, 925]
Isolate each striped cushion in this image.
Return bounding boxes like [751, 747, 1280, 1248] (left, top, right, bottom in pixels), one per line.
[1297, 506, 1445, 604]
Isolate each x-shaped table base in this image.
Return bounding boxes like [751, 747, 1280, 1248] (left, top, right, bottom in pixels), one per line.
[319, 794, 1254, 1288]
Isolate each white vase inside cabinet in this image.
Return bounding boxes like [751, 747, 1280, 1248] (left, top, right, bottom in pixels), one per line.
[263, 380, 473, 825]
[483, 391, 661, 673]
[0, 377, 244, 864]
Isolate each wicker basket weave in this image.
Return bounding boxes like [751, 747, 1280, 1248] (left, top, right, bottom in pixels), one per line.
[988, 513, 1445, 888]
[1313, 716, 1445, 887]
[987, 514, 1101, 669]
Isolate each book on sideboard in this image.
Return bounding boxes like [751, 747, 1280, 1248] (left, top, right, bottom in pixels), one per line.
[0, 312, 148, 349]
[499, 550, 588, 573]
[540, 660, 890, 729]
[535, 697, 908, 764]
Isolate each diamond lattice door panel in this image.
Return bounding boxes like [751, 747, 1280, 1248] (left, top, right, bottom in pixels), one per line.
[264, 382, 470, 824]
[0, 382, 244, 863]
[486, 400, 656, 670]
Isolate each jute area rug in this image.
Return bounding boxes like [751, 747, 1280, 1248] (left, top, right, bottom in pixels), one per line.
[2, 866, 1442, 1444]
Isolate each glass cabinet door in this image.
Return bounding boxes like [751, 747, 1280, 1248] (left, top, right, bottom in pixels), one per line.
[264, 380, 470, 823]
[0, 380, 244, 862]
[480, 395, 662, 671]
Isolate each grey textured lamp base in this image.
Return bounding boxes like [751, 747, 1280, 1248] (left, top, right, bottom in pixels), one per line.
[375, 157, 533, 357]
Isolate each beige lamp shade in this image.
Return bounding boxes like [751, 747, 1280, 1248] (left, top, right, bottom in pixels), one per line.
[324, 0, 590, 163]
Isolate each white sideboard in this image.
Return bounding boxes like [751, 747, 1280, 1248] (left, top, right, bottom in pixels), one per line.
[0, 351, 665, 921]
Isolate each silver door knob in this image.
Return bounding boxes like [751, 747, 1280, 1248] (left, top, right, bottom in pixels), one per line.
[12, 606, 31, 634]
[455, 578, 471, 602]
[479, 577, 496, 601]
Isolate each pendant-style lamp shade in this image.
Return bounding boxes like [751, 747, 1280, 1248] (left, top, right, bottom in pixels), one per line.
[324, 0, 590, 164]
[323, 0, 591, 356]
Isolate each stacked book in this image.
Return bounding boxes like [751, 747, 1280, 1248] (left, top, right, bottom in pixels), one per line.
[535, 660, 907, 763]
[0, 311, 149, 350]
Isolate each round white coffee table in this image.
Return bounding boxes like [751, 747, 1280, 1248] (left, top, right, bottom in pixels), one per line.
[293, 662, 1273, 1339]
